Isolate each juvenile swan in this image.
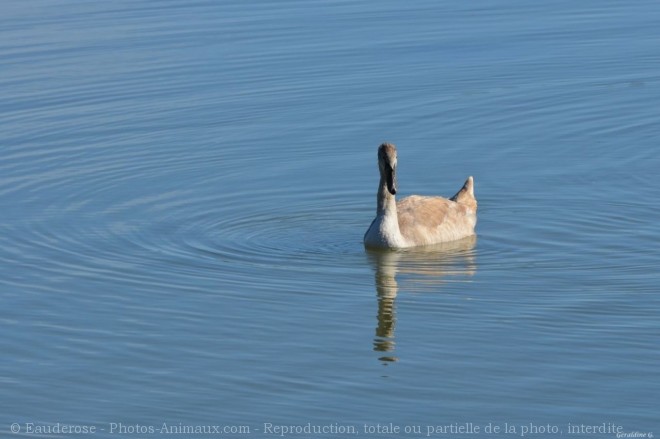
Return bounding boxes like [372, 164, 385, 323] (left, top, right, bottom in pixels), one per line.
[364, 143, 477, 249]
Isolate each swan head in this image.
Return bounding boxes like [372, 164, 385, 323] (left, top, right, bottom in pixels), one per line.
[378, 143, 398, 195]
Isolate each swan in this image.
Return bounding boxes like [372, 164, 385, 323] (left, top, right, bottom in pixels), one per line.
[364, 143, 477, 249]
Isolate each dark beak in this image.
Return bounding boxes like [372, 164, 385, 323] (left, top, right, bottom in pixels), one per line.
[387, 167, 397, 195]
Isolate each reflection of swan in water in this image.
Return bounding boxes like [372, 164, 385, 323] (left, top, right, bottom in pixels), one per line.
[366, 235, 477, 363]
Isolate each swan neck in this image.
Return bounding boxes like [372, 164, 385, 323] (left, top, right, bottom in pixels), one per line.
[377, 178, 397, 216]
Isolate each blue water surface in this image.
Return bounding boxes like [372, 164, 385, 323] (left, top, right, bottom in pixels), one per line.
[1, 1, 659, 437]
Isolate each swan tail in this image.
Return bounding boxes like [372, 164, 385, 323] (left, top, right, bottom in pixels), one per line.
[450, 176, 477, 210]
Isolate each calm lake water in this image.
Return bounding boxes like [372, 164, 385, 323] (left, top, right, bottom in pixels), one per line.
[2, 0, 659, 437]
